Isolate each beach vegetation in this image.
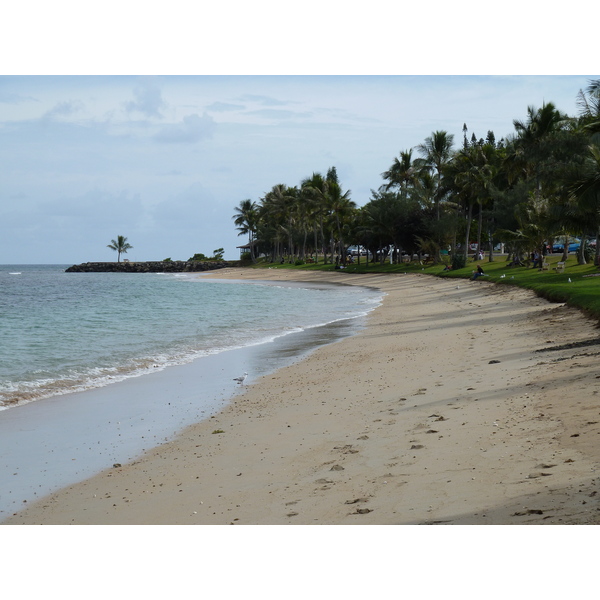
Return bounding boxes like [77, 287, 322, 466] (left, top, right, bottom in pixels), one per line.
[233, 78, 600, 284]
[189, 249, 225, 262]
[107, 235, 133, 262]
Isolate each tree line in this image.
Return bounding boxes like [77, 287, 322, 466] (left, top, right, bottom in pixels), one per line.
[233, 80, 600, 267]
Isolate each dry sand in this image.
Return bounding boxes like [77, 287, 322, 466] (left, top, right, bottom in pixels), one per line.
[5, 268, 600, 525]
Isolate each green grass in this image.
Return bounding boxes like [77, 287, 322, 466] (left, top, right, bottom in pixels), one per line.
[246, 256, 600, 324]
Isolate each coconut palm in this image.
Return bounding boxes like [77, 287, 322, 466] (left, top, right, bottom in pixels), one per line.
[107, 235, 133, 262]
[232, 199, 259, 262]
[262, 184, 298, 261]
[576, 79, 600, 135]
[300, 172, 329, 262]
[416, 131, 454, 221]
[381, 149, 416, 200]
[570, 144, 600, 264]
[326, 177, 356, 264]
[509, 102, 569, 200]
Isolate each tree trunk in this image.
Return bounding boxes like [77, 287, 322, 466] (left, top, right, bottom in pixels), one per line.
[577, 232, 587, 265]
[561, 236, 569, 263]
[464, 202, 474, 262]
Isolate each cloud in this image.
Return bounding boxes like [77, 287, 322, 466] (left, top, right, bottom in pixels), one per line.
[238, 94, 289, 106]
[246, 108, 311, 120]
[153, 113, 216, 143]
[42, 100, 84, 120]
[0, 92, 38, 104]
[125, 80, 166, 118]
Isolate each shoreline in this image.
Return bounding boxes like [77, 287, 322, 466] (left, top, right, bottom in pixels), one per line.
[5, 268, 600, 525]
[0, 276, 375, 520]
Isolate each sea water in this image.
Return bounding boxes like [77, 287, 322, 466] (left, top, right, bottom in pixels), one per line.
[0, 264, 382, 519]
[0, 265, 381, 409]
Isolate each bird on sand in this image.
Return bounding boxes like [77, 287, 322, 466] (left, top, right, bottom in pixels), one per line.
[234, 372, 248, 384]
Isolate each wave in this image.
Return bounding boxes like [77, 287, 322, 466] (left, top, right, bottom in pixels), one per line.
[0, 300, 382, 411]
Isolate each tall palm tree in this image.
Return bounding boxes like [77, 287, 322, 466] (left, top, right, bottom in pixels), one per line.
[300, 172, 328, 262]
[510, 102, 568, 200]
[107, 235, 132, 263]
[416, 131, 454, 221]
[263, 184, 298, 261]
[381, 149, 416, 200]
[232, 199, 258, 262]
[326, 174, 355, 265]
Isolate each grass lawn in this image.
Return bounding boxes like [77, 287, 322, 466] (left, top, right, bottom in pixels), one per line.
[244, 255, 600, 324]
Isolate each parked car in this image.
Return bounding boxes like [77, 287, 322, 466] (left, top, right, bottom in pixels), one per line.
[552, 242, 580, 253]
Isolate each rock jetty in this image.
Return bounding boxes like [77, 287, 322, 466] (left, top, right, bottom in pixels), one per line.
[65, 261, 236, 273]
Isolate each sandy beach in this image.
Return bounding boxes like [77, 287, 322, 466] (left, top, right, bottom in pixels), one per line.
[5, 268, 600, 525]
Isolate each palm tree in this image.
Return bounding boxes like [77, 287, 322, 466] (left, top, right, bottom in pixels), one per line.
[325, 174, 355, 265]
[509, 102, 568, 200]
[107, 235, 133, 262]
[381, 149, 416, 200]
[416, 131, 454, 221]
[300, 172, 328, 262]
[263, 184, 298, 261]
[576, 79, 600, 135]
[570, 144, 600, 264]
[232, 199, 258, 262]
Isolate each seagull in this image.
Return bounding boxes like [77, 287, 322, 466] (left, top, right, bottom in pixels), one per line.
[233, 372, 248, 385]
[568, 277, 572, 283]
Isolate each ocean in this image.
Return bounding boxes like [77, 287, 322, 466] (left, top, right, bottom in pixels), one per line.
[0, 264, 382, 519]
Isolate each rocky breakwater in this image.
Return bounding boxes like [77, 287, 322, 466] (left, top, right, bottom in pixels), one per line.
[65, 261, 236, 273]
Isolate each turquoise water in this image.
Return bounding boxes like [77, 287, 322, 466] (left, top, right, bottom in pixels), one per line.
[0, 265, 382, 409]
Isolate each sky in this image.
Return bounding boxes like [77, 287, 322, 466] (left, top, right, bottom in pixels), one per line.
[1, 2, 597, 265]
[3, 74, 596, 264]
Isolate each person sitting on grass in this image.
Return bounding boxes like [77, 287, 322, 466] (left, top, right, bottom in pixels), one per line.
[471, 264, 487, 280]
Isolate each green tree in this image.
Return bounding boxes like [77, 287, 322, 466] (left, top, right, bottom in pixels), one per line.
[570, 144, 600, 264]
[576, 79, 600, 135]
[107, 235, 133, 262]
[416, 130, 455, 221]
[381, 149, 417, 201]
[232, 199, 258, 263]
[325, 169, 356, 265]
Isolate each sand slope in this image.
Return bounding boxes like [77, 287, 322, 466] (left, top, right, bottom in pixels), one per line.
[6, 270, 600, 525]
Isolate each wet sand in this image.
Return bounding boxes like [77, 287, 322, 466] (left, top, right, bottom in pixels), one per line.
[5, 268, 600, 525]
